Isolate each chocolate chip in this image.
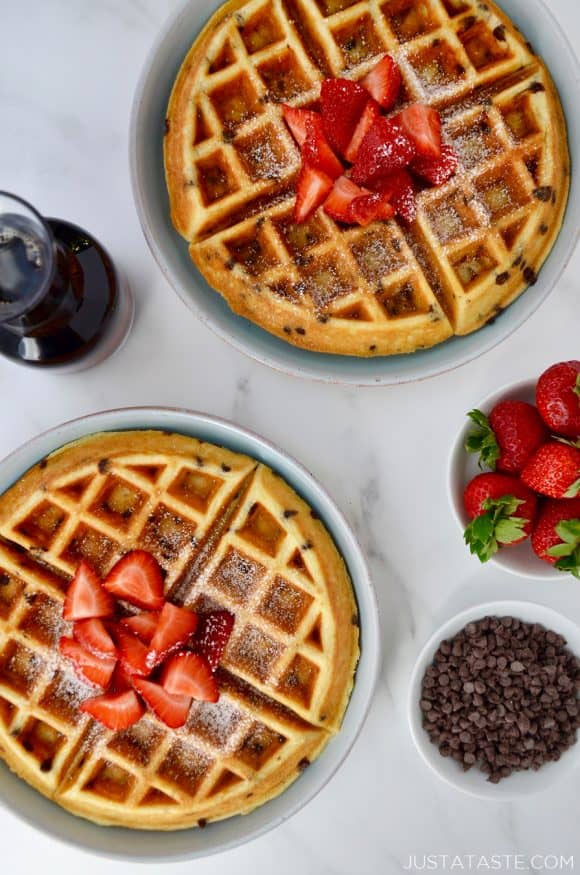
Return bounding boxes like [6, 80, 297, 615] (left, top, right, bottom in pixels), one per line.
[221, 463, 231, 472]
[493, 25, 506, 41]
[164, 118, 170, 135]
[533, 186, 553, 202]
[38, 459, 48, 470]
[225, 257, 236, 271]
[523, 267, 537, 285]
[529, 82, 546, 93]
[283, 510, 297, 519]
[496, 272, 510, 286]
[369, 344, 377, 352]
[98, 458, 111, 474]
[295, 327, 306, 336]
[419, 616, 580, 784]
[198, 818, 207, 828]
[283, 326, 292, 334]
[298, 758, 310, 770]
[539, 224, 548, 235]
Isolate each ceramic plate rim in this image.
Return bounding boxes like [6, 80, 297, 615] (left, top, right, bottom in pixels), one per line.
[0, 407, 380, 861]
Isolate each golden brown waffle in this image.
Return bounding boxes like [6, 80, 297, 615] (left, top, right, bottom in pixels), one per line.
[0, 431, 358, 829]
[165, 0, 569, 356]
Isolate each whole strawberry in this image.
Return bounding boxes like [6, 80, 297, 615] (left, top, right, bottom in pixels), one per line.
[531, 498, 580, 578]
[521, 442, 580, 499]
[465, 401, 547, 473]
[536, 360, 580, 438]
[463, 473, 538, 562]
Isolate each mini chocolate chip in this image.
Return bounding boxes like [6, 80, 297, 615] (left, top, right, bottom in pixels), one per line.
[40, 759, 53, 773]
[369, 344, 377, 352]
[302, 540, 313, 550]
[533, 186, 553, 202]
[198, 818, 207, 828]
[196, 455, 204, 467]
[221, 463, 231, 472]
[351, 613, 360, 626]
[310, 509, 319, 520]
[38, 459, 48, 470]
[98, 458, 111, 474]
[0, 573, 10, 587]
[164, 118, 170, 135]
[496, 272, 510, 285]
[529, 82, 546, 93]
[283, 510, 297, 519]
[539, 223, 548, 235]
[298, 758, 310, 770]
[295, 327, 306, 336]
[523, 267, 537, 285]
[283, 326, 292, 334]
[493, 25, 506, 41]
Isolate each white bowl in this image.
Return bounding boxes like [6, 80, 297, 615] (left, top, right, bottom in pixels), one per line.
[448, 377, 562, 580]
[408, 600, 580, 800]
[129, 0, 580, 386]
[0, 408, 380, 861]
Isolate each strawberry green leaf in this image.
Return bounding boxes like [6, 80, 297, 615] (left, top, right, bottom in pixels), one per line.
[481, 494, 525, 516]
[465, 409, 500, 471]
[574, 374, 580, 401]
[495, 516, 529, 544]
[564, 478, 580, 499]
[555, 436, 580, 448]
[555, 519, 580, 544]
[548, 519, 580, 577]
[464, 494, 528, 562]
[555, 552, 580, 579]
[464, 511, 498, 563]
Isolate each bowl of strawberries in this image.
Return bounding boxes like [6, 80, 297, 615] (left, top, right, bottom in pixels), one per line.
[449, 361, 580, 580]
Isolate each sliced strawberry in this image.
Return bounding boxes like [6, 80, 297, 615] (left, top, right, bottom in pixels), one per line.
[295, 164, 333, 223]
[345, 101, 381, 163]
[116, 627, 151, 677]
[59, 637, 117, 688]
[398, 105, 442, 159]
[104, 550, 165, 611]
[73, 618, 117, 658]
[161, 652, 219, 703]
[412, 144, 458, 186]
[81, 690, 144, 730]
[146, 602, 199, 669]
[348, 192, 395, 227]
[282, 105, 319, 148]
[121, 611, 160, 645]
[375, 169, 417, 223]
[132, 678, 191, 729]
[196, 610, 235, 672]
[109, 660, 134, 693]
[321, 79, 371, 156]
[302, 114, 343, 180]
[324, 175, 368, 223]
[351, 117, 415, 188]
[361, 55, 402, 111]
[63, 560, 115, 622]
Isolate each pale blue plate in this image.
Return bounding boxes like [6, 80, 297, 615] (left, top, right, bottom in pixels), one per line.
[130, 0, 579, 386]
[0, 409, 379, 860]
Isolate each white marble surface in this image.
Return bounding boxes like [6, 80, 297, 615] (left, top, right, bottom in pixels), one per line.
[1, 1, 580, 872]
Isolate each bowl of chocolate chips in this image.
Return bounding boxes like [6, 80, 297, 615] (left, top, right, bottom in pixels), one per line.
[409, 601, 580, 799]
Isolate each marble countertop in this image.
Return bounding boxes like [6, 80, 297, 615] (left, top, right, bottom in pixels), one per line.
[1, 1, 579, 872]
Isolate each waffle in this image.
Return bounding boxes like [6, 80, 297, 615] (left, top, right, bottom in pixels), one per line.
[164, 0, 569, 357]
[0, 431, 359, 829]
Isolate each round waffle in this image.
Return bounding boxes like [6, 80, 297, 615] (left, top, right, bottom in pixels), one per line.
[165, 0, 569, 357]
[0, 431, 358, 829]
